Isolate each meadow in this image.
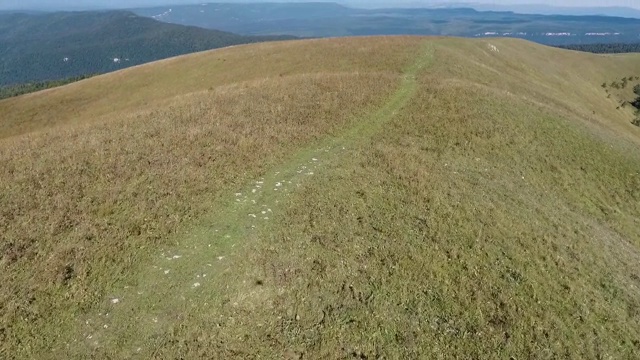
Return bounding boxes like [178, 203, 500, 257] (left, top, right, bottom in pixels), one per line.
[1, 36, 639, 358]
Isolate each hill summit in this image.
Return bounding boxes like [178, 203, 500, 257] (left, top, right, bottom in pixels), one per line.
[1, 37, 639, 358]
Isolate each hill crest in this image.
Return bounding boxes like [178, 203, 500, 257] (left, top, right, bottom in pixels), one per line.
[1, 36, 640, 358]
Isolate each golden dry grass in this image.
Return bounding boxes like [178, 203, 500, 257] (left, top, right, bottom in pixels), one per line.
[0, 36, 424, 358]
[0, 37, 422, 138]
[1, 36, 640, 358]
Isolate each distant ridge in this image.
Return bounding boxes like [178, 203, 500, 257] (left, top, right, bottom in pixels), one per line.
[130, 2, 640, 45]
[0, 10, 295, 86]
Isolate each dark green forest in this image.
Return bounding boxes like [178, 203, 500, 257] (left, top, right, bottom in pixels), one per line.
[0, 74, 98, 100]
[557, 43, 640, 54]
[633, 84, 640, 126]
[0, 11, 295, 87]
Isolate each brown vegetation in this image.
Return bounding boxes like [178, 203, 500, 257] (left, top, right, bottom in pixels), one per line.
[1, 36, 640, 358]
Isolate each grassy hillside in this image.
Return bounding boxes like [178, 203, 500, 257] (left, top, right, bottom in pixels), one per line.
[0, 10, 294, 86]
[1, 37, 640, 359]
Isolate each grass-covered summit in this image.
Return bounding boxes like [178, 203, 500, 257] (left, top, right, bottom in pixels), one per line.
[1, 37, 639, 358]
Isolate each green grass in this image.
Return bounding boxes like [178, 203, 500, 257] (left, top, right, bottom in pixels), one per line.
[1, 37, 640, 358]
[59, 41, 436, 359]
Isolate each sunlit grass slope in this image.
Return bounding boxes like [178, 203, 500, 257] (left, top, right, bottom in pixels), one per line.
[1, 36, 639, 359]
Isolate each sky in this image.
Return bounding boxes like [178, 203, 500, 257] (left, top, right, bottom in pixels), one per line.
[0, 0, 638, 11]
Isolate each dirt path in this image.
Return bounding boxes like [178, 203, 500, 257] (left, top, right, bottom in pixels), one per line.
[74, 43, 435, 357]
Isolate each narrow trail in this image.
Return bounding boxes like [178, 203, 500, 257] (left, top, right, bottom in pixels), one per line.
[75, 43, 435, 357]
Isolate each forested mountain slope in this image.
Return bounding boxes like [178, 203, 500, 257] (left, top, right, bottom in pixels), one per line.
[0, 10, 294, 86]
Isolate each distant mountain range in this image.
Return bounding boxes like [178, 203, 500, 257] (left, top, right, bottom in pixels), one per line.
[2, 3, 640, 88]
[3, 2, 640, 19]
[459, 4, 640, 19]
[0, 10, 294, 86]
[130, 2, 640, 44]
[343, 2, 640, 18]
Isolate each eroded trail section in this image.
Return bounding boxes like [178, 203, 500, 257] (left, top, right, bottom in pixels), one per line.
[76, 43, 435, 357]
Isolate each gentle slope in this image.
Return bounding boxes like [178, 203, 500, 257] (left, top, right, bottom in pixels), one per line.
[1, 37, 639, 358]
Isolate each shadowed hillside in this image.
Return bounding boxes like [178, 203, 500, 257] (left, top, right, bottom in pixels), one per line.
[0, 10, 295, 86]
[1, 37, 639, 359]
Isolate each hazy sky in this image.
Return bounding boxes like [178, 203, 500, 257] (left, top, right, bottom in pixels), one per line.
[1, 0, 638, 11]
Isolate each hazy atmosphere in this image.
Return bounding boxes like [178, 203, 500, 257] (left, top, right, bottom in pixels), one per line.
[3, 0, 640, 356]
[1, 0, 639, 11]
